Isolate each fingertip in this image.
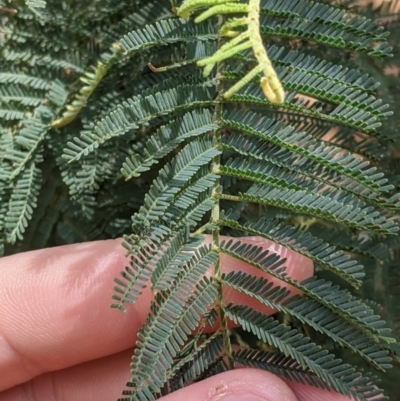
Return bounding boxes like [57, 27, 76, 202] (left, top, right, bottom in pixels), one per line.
[0, 239, 148, 391]
[0, 350, 132, 401]
[0, 234, 314, 393]
[285, 381, 353, 401]
[160, 369, 298, 401]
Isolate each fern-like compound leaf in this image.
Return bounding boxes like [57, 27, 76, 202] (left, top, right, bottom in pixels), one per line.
[1, 1, 399, 399]
[151, 228, 204, 292]
[222, 271, 392, 371]
[222, 109, 393, 194]
[258, 10, 392, 59]
[219, 211, 365, 287]
[121, 109, 218, 179]
[226, 305, 384, 401]
[117, 18, 217, 56]
[0, 73, 54, 90]
[130, 139, 220, 237]
[112, 226, 173, 312]
[234, 183, 397, 234]
[259, 0, 388, 42]
[63, 84, 216, 162]
[125, 246, 218, 399]
[233, 348, 385, 401]
[162, 333, 225, 395]
[5, 162, 42, 244]
[219, 239, 393, 343]
[112, 226, 206, 312]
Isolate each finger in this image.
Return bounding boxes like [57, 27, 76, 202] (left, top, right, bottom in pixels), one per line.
[0, 239, 139, 392]
[285, 381, 360, 401]
[160, 369, 299, 401]
[0, 237, 313, 391]
[0, 355, 355, 401]
[0, 350, 131, 401]
[0, 365, 298, 401]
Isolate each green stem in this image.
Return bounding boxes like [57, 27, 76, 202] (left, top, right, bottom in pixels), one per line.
[194, 223, 212, 235]
[216, 193, 241, 202]
[211, 15, 234, 370]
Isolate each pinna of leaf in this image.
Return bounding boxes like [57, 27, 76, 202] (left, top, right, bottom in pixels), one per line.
[106, 1, 394, 400]
[51, 0, 283, 131]
[175, 0, 285, 103]
[112, 229, 394, 401]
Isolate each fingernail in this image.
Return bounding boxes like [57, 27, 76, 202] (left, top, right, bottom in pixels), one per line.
[218, 394, 269, 401]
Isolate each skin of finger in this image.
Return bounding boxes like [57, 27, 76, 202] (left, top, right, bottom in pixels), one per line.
[0, 362, 299, 401]
[0, 349, 132, 401]
[0, 351, 353, 401]
[286, 381, 365, 401]
[0, 237, 313, 391]
[158, 369, 352, 401]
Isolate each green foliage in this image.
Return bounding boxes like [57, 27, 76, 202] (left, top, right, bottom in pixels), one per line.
[1, 0, 400, 400]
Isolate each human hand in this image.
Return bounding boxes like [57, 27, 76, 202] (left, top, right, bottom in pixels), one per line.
[0, 237, 352, 401]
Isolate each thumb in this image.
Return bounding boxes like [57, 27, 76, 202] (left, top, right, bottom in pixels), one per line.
[160, 369, 355, 401]
[160, 369, 299, 401]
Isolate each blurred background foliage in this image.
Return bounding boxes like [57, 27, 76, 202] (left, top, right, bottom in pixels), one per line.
[357, 1, 400, 397]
